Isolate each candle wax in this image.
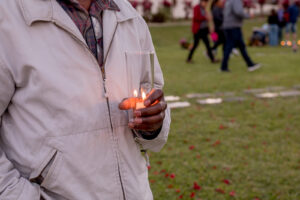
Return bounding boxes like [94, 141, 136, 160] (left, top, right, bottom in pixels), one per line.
[136, 100, 145, 110]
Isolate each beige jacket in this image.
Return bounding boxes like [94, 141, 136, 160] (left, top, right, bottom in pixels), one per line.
[0, 0, 170, 199]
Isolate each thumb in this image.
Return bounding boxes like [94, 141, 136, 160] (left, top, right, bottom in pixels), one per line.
[119, 97, 137, 110]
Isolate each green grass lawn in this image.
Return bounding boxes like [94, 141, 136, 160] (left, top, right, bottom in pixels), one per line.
[148, 19, 300, 200]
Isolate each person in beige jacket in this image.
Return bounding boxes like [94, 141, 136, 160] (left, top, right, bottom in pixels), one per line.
[0, 0, 171, 199]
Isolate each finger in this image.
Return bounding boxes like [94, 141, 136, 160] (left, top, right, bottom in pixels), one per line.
[134, 101, 167, 117]
[128, 122, 162, 132]
[134, 111, 165, 125]
[144, 89, 164, 107]
[118, 97, 137, 110]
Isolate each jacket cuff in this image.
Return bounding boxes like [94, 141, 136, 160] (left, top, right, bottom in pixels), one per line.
[132, 126, 162, 140]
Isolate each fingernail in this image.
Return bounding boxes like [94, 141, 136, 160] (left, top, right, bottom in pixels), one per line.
[134, 118, 142, 124]
[144, 100, 151, 106]
[134, 110, 141, 117]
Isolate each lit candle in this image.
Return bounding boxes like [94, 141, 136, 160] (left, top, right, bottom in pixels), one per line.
[135, 91, 146, 110]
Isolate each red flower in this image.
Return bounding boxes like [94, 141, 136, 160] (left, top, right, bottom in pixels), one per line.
[178, 195, 183, 199]
[165, 173, 169, 178]
[147, 166, 151, 170]
[190, 192, 195, 198]
[156, 161, 162, 165]
[213, 140, 221, 146]
[153, 171, 159, 175]
[222, 179, 231, 185]
[170, 173, 176, 179]
[162, 0, 172, 7]
[160, 169, 166, 173]
[196, 154, 201, 159]
[229, 191, 236, 196]
[175, 189, 181, 193]
[167, 184, 173, 188]
[150, 179, 156, 183]
[215, 188, 225, 194]
[212, 166, 217, 169]
[193, 182, 201, 191]
[189, 145, 195, 150]
[219, 124, 227, 130]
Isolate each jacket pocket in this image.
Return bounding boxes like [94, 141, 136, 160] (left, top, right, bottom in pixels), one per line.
[31, 149, 63, 189]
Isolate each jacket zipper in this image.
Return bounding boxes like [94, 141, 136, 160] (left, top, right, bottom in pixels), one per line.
[53, 20, 126, 200]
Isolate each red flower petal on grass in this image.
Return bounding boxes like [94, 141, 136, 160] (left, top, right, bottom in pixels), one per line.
[170, 173, 176, 179]
[153, 171, 159, 175]
[160, 169, 166, 173]
[190, 192, 195, 198]
[149, 179, 155, 183]
[156, 161, 162, 165]
[189, 145, 195, 150]
[193, 182, 201, 191]
[213, 140, 221, 146]
[254, 198, 260, 200]
[212, 166, 217, 169]
[229, 191, 236, 196]
[167, 184, 173, 189]
[175, 189, 181, 193]
[219, 124, 227, 130]
[178, 195, 183, 199]
[222, 179, 231, 185]
[165, 173, 169, 178]
[215, 188, 225, 194]
[231, 119, 236, 123]
[147, 166, 151, 170]
[196, 154, 201, 159]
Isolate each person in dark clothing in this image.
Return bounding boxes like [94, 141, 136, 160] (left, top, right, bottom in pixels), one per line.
[211, 0, 225, 53]
[268, 9, 279, 46]
[285, 1, 300, 51]
[221, 0, 260, 72]
[187, 0, 219, 63]
[277, 4, 286, 42]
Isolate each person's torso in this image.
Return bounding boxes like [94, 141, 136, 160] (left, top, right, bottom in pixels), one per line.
[223, 0, 244, 29]
[288, 5, 300, 23]
[0, 0, 156, 199]
[213, 6, 223, 29]
[199, 6, 208, 29]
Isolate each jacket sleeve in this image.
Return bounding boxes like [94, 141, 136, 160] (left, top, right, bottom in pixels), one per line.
[232, 0, 249, 19]
[0, 59, 40, 199]
[135, 18, 171, 152]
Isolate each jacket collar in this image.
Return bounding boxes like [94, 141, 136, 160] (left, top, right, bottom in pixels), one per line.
[19, 0, 138, 60]
[19, 0, 138, 26]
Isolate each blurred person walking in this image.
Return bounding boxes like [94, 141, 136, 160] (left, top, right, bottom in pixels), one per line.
[211, 0, 225, 54]
[285, 0, 300, 51]
[277, 4, 287, 42]
[221, 0, 260, 72]
[187, 0, 219, 63]
[268, 9, 279, 46]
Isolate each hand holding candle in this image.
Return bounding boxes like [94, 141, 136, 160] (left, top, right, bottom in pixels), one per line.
[119, 89, 167, 132]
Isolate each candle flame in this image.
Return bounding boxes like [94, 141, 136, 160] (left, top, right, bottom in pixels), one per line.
[142, 92, 146, 100]
[133, 90, 138, 97]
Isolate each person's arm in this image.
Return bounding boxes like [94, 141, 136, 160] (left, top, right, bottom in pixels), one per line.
[119, 18, 171, 152]
[232, 0, 250, 19]
[0, 59, 40, 199]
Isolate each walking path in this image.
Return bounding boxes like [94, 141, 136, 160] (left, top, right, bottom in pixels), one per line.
[166, 84, 300, 108]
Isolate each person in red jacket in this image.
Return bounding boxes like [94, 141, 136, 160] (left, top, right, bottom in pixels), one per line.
[187, 0, 218, 63]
